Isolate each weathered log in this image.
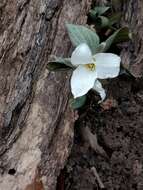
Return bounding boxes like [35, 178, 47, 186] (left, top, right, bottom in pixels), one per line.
[0, 0, 91, 189]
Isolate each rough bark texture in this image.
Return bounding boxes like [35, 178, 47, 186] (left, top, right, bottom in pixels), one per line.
[121, 0, 143, 78]
[0, 0, 91, 190]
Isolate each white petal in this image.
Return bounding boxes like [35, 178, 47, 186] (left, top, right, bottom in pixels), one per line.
[71, 43, 92, 66]
[93, 80, 106, 103]
[93, 53, 121, 79]
[71, 65, 97, 98]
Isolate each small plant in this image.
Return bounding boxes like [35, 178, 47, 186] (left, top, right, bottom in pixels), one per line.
[89, 6, 121, 29]
[47, 7, 130, 109]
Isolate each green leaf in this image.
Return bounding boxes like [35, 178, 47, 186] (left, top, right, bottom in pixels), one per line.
[47, 57, 73, 71]
[55, 57, 73, 67]
[70, 95, 87, 109]
[95, 42, 106, 53]
[112, 28, 131, 43]
[47, 62, 70, 71]
[104, 27, 131, 51]
[90, 6, 110, 18]
[120, 67, 135, 78]
[66, 24, 100, 54]
[108, 13, 121, 26]
[95, 16, 109, 28]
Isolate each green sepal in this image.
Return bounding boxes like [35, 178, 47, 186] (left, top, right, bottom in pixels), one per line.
[47, 57, 73, 71]
[70, 95, 87, 109]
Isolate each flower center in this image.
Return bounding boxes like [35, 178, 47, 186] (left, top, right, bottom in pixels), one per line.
[85, 63, 96, 71]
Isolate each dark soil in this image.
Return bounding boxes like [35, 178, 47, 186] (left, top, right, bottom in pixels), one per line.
[57, 76, 143, 190]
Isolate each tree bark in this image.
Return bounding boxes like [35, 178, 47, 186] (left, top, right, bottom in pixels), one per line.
[0, 0, 91, 189]
[121, 0, 143, 78]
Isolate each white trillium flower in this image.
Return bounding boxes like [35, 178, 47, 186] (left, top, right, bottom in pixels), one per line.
[70, 43, 121, 102]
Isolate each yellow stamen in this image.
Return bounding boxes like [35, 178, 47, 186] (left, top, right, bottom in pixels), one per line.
[85, 63, 96, 71]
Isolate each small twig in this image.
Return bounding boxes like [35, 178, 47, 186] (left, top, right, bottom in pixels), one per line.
[91, 167, 105, 189]
[81, 126, 108, 158]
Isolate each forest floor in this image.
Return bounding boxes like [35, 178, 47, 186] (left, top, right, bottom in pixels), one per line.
[57, 76, 143, 190]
